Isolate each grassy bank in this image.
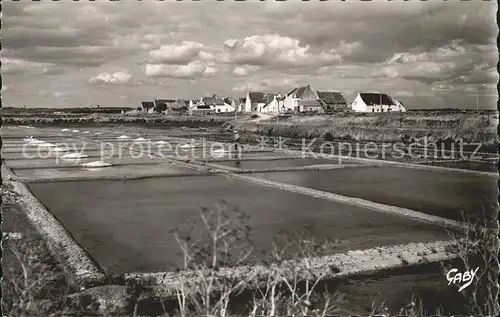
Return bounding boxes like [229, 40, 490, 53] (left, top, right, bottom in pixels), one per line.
[1, 106, 133, 114]
[1, 113, 231, 128]
[235, 113, 498, 146]
[1, 185, 78, 316]
[133, 201, 496, 316]
[2, 190, 497, 316]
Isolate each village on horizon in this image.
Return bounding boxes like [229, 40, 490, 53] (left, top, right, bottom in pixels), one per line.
[138, 84, 407, 116]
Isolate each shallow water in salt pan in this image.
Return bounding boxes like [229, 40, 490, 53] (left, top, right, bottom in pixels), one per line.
[28, 175, 450, 274]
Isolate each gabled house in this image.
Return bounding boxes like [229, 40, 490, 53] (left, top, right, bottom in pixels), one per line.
[351, 93, 406, 113]
[317, 91, 348, 112]
[199, 94, 235, 113]
[199, 95, 220, 107]
[167, 99, 189, 115]
[189, 105, 214, 116]
[231, 99, 238, 111]
[301, 99, 325, 113]
[395, 100, 406, 111]
[237, 98, 246, 112]
[217, 102, 235, 113]
[283, 85, 319, 113]
[154, 98, 176, 113]
[188, 99, 199, 110]
[140, 101, 155, 113]
[244, 92, 267, 112]
[260, 93, 283, 114]
[189, 98, 213, 115]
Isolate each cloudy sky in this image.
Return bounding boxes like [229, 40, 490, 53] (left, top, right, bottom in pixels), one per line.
[2, 0, 498, 109]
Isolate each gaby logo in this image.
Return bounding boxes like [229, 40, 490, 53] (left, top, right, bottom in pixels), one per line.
[446, 268, 479, 292]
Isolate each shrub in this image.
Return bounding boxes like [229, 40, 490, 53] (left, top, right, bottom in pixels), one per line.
[323, 131, 335, 142]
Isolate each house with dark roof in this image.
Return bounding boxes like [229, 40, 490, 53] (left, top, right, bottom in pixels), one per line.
[236, 98, 246, 112]
[317, 91, 348, 112]
[168, 99, 189, 114]
[151, 98, 190, 114]
[260, 93, 283, 114]
[395, 100, 406, 111]
[140, 101, 155, 113]
[283, 85, 320, 113]
[199, 94, 235, 113]
[189, 104, 215, 116]
[153, 98, 175, 113]
[243, 92, 268, 112]
[301, 99, 325, 113]
[188, 99, 200, 110]
[351, 93, 406, 113]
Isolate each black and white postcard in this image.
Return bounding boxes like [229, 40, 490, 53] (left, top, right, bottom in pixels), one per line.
[1, 1, 499, 316]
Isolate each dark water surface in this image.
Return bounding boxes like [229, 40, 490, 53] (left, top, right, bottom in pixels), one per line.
[214, 158, 359, 169]
[252, 166, 497, 221]
[29, 175, 450, 274]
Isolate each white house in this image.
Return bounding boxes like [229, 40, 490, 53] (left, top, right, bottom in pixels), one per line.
[316, 91, 349, 112]
[140, 101, 155, 113]
[282, 85, 319, 112]
[351, 93, 406, 113]
[301, 100, 325, 113]
[235, 98, 245, 112]
[395, 100, 407, 111]
[260, 94, 283, 114]
[216, 102, 235, 113]
[244, 92, 267, 112]
[189, 105, 214, 116]
[200, 95, 235, 113]
[231, 99, 238, 112]
[188, 99, 199, 110]
[153, 98, 177, 114]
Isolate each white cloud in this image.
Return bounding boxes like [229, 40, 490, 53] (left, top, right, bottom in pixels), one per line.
[223, 38, 239, 48]
[199, 50, 216, 61]
[89, 71, 132, 85]
[374, 40, 490, 84]
[204, 65, 217, 77]
[381, 59, 460, 83]
[149, 41, 204, 64]
[431, 83, 455, 92]
[53, 91, 68, 98]
[220, 34, 342, 69]
[232, 65, 260, 77]
[145, 61, 217, 79]
[394, 90, 415, 97]
[386, 44, 466, 65]
[42, 66, 67, 75]
[232, 82, 264, 93]
[2, 58, 47, 75]
[140, 32, 179, 50]
[336, 41, 364, 56]
[233, 66, 248, 77]
[232, 77, 299, 93]
[431, 82, 498, 96]
[2, 2, 496, 110]
[319, 40, 488, 87]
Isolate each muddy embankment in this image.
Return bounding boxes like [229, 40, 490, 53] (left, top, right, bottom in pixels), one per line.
[1, 113, 231, 128]
[234, 113, 499, 147]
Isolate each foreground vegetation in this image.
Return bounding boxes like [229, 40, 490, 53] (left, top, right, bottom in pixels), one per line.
[235, 112, 498, 146]
[2, 186, 78, 317]
[1, 113, 230, 127]
[2, 108, 497, 146]
[3, 186, 498, 316]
